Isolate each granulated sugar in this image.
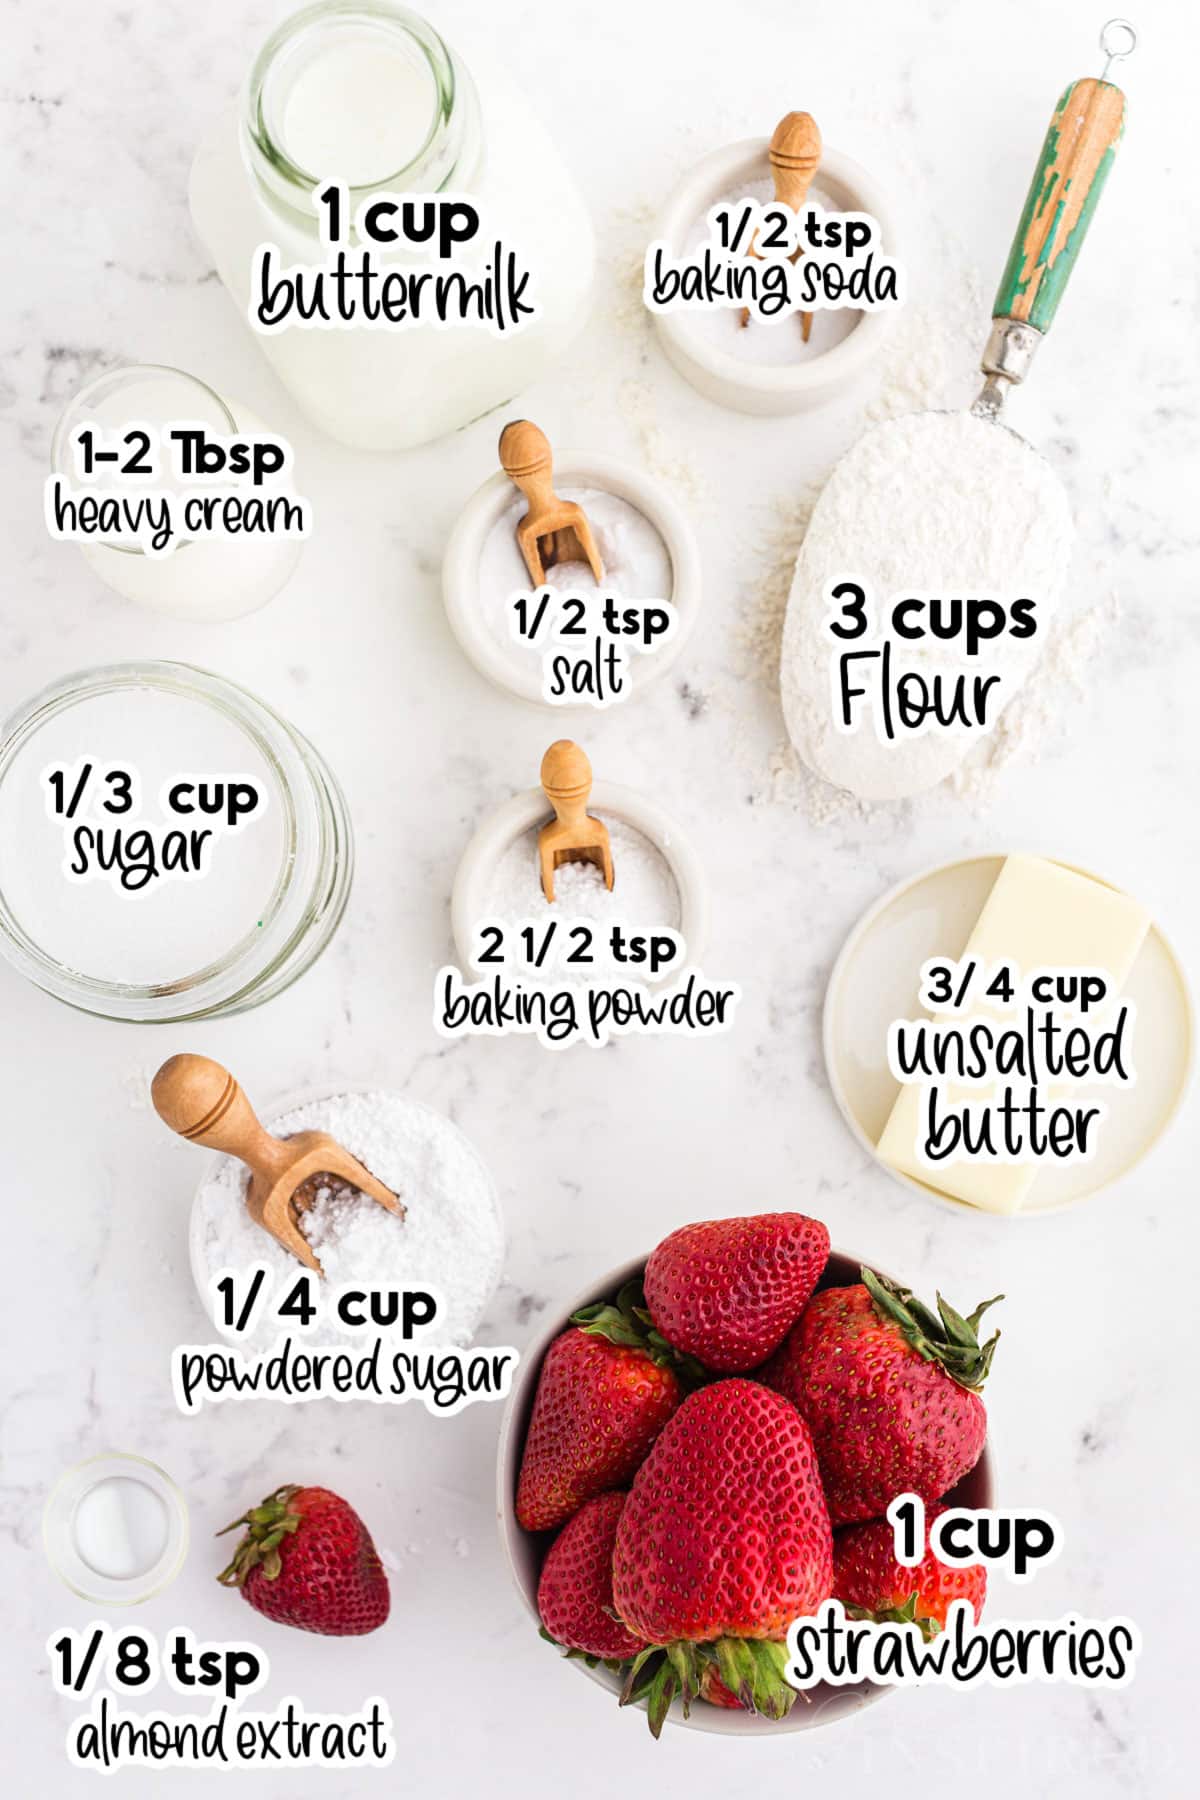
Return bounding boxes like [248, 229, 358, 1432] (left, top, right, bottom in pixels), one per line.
[780, 410, 1073, 800]
[192, 1092, 503, 1349]
[476, 817, 681, 979]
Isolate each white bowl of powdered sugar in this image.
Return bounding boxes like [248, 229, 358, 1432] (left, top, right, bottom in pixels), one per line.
[188, 1089, 504, 1349]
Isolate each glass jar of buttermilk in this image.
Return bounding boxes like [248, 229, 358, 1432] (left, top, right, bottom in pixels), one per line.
[189, 1, 596, 450]
[0, 663, 352, 1021]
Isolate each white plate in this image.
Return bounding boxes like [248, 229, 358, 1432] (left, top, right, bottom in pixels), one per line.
[823, 854, 1194, 1215]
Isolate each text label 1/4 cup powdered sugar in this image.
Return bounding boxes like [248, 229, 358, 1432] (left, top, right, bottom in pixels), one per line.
[781, 410, 1074, 801]
[192, 1091, 503, 1350]
[477, 817, 681, 979]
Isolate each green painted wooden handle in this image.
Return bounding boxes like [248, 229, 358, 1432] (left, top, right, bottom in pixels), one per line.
[993, 77, 1125, 334]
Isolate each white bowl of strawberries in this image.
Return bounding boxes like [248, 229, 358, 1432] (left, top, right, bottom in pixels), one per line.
[497, 1214, 997, 1736]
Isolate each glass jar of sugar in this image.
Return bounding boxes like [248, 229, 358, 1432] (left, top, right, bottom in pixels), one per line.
[50, 364, 303, 620]
[0, 662, 352, 1020]
[189, 1, 595, 450]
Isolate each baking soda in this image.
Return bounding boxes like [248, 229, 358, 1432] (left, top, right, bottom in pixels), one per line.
[682, 179, 859, 366]
[193, 1092, 503, 1349]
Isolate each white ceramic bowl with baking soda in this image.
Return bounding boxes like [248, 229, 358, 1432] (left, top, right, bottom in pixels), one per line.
[442, 450, 701, 708]
[652, 139, 896, 414]
[496, 1248, 996, 1736]
[450, 779, 710, 981]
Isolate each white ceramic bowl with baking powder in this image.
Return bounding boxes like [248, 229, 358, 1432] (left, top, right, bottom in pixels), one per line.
[652, 140, 896, 414]
[442, 451, 701, 708]
[496, 1248, 996, 1736]
[450, 779, 710, 981]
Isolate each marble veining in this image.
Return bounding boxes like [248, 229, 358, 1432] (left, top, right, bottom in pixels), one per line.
[1, 0, 1196, 1794]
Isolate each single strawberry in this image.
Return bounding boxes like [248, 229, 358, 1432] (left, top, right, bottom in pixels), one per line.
[643, 1212, 830, 1372]
[538, 1492, 647, 1661]
[516, 1304, 682, 1532]
[217, 1484, 389, 1636]
[833, 1503, 987, 1636]
[761, 1268, 1000, 1524]
[611, 1379, 832, 1735]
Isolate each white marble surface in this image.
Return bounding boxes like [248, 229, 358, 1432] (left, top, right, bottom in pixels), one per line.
[2, 0, 1197, 1792]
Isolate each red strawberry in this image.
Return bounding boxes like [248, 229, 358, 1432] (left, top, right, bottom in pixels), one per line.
[833, 1503, 987, 1635]
[611, 1379, 832, 1734]
[644, 1213, 830, 1372]
[217, 1484, 389, 1636]
[761, 1269, 1000, 1525]
[699, 1666, 745, 1709]
[538, 1492, 647, 1661]
[516, 1323, 681, 1532]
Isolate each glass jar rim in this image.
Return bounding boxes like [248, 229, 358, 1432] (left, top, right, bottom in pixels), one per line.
[0, 662, 314, 1015]
[50, 363, 236, 559]
[43, 1452, 189, 1606]
[244, 0, 457, 199]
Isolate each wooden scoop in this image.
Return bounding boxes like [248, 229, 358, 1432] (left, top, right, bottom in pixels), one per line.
[741, 110, 822, 339]
[151, 1054, 403, 1276]
[537, 741, 613, 903]
[499, 420, 603, 587]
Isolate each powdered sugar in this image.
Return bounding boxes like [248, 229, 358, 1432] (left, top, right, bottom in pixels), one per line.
[191, 1091, 504, 1349]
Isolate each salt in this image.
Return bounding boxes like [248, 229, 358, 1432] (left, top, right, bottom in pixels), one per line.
[681, 178, 860, 366]
[193, 1092, 503, 1350]
[476, 488, 673, 687]
[477, 817, 681, 980]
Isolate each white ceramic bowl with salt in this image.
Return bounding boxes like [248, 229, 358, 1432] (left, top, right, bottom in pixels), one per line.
[450, 780, 710, 983]
[442, 451, 701, 709]
[652, 139, 896, 414]
[186, 1088, 504, 1347]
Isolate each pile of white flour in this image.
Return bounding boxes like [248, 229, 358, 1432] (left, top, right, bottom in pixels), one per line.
[192, 1092, 504, 1350]
[780, 409, 1074, 800]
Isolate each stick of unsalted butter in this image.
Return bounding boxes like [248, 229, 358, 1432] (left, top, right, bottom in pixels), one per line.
[876, 854, 1152, 1213]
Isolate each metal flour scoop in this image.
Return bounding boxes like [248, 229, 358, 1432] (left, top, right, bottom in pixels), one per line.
[781, 23, 1134, 802]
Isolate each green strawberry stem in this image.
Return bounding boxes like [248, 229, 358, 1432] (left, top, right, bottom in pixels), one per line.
[861, 1268, 1003, 1393]
[537, 1626, 632, 1675]
[216, 1484, 303, 1587]
[572, 1280, 709, 1387]
[619, 1638, 798, 1738]
[843, 1593, 942, 1644]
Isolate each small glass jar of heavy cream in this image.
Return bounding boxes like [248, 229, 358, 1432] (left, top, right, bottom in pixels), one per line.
[189, 1, 595, 450]
[0, 662, 352, 1021]
[50, 364, 303, 620]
